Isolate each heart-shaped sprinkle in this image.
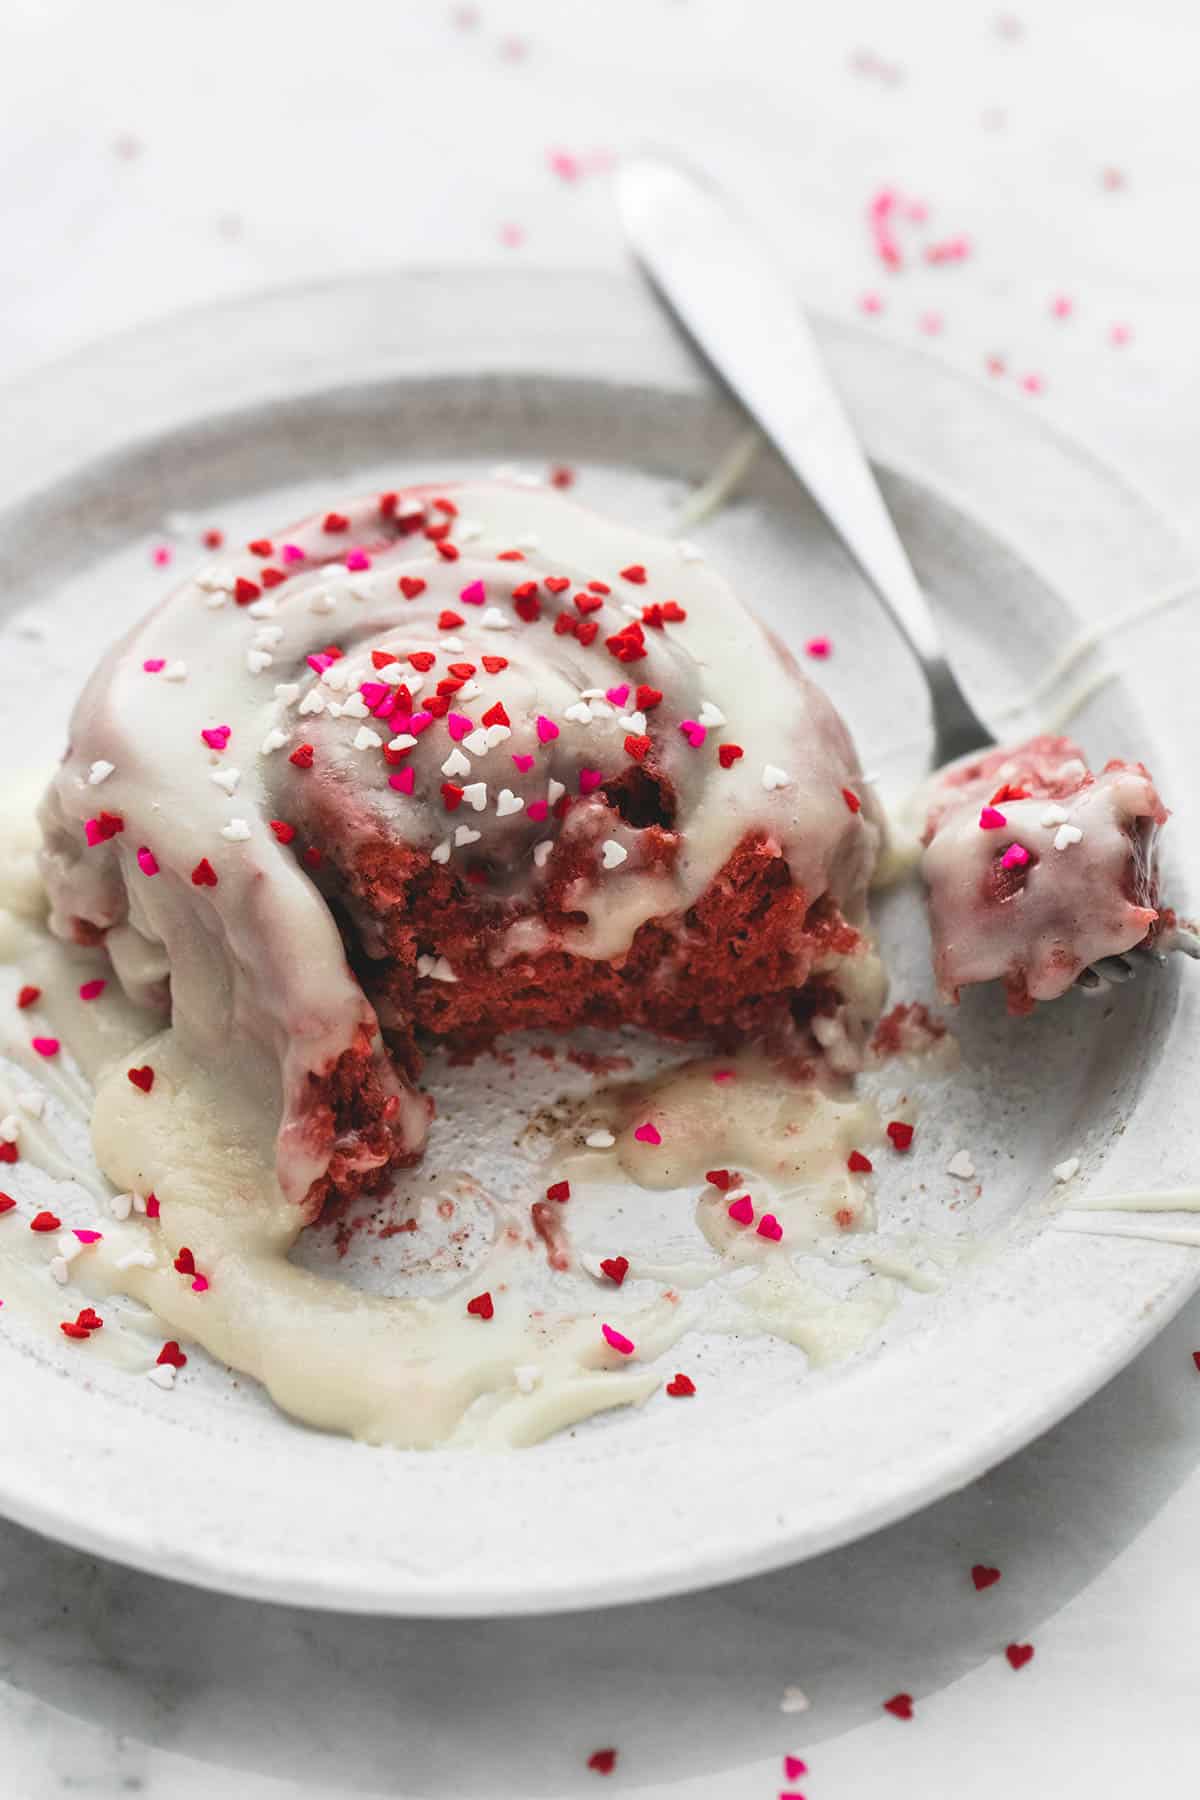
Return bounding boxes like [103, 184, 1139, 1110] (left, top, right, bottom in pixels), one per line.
[579, 768, 603, 794]
[191, 858, 218, 887]
[78, 978, 107, 1001]
[1001, 843, 1030, 869]
[883, 1693, 914, 1719]
[971, 1564, 1002, 1591]
[1054, 823, 1083, 850]
[75, 1307, 103, 1331]
[620, 564, 647, 584]
[467, 1292, 494, 1320]
[460, 579, 486, 606]
[201, 725, 231, 751]
[636, 685, 663, 710]
[601, 840, 627, 870]
[696, 701, 726, 728]
[191, 1274, 210, 1293]
[136, 847, 159, 877]
[389, 768, 416, 795]
[727, 1195, 754, 1226]
[73, 1229, 102, 1245]
[762, 764, 791, 791]
[481, 655, 508, 674]
[17, 986, 40, 1009]
[624, 734, 651, 761]
[30, 1211, 62, 1232]
[496, 789, 524, 818]
[979, 806, 1006, 829]
[173, 1247, 195, 1274]
[157, 1341, 188, 1368]
[587, 1749, 617, 1776]
[128, 1065, 154, 1092]
[345, 549, 371, 571]
[0, 1196, 16, 1216]
[599, 1255, 629, 1285]
[887, 1121, 914, 1151]
[398, 576, 426, 599]
[544, 576, 570, 594]
[526, 799, 549, 822]
[536, 715, 559, 743]
[666, 1372, 696, 1397]
[842, 786, 862, 814]
[678, 720, 706, 748]
[756, 1213, 783, 1241]
[512, 753, 535, 773]
[446, 713, 472, 741]
[805, 636, 832, 658]
[633, 1121, 661, 1145]
[601, 1323, 635, 1355]
[605, 683, 630, 706]
[546, 1180, 571, 1203]
[784, 1756, 808, 1780]
[706, 1169, 733, 1191]
[847, 1150, 873, 1173]
[1005, 1643, 1034, 1670]
[718, 744, 745, 769]
[453, 826, 482, 848]
[32, 1037, 60, 1058]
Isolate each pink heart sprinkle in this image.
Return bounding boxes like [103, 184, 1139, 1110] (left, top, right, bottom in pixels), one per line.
[32, 1037, 60, 1058]
[143, 658, 165, 673]
[447, 713, 473, 741]
[512, 753, 535, 773]
[605, 683, 630, 706]
[756, 1213, 783, 1242]
[579, 768, 603, 795]
[727, 1195, 754, 1226]
[679, 720, 706, 749]
[409, 711, 434, 735]
[84, 819, 103, 847]
[306, 653, 333, 674]
[536, 715, 559, 744]
[201, 726, 231, 751]
[389, 767, 415, 794]
[372, 693, 397, 719]
[73, 1229, 102, 1245]
[78, 979, 106, 1002]
[191, 1275, 209, 1293]
[136, 847, 159, 877]
[785, 1758, 808, 1780]
[979, 806, 1006, 830]
[1001, 843, 1030, 869]
[281, 543, 305, 563]
[152, 544, 172, 566]
[633, 1121, 662, 1145]
[359, 682, 389, 708]
[460, 580, 486, 606]
[526, 799, 549, 821]
[345, 549, 371, 571]
[805, 636, 832, 659]
[601, 1323, 635, 1356]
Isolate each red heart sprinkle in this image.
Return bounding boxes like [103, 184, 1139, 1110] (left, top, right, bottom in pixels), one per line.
[496, 550, 524, 561]
[575, 592, 604, 615]
[599, 1255, 629, 1285]
[145, 1194, 160, 1218]
[0, 1195, 15, 1215]
[157, 1340, 188, 1368]
[466, 1292, 494, 1320]
[323, 512, 350, 533]
[399, 576, 426, 599]
[260, 567, 287, 589]
[437, 611, 464, 631]
[441, 783, 464, 812]
[289, 744, 314, 769]
[666, 1372, 695, 1397]
[515, 596, 542, 623]
[424, 695, 450, 718]
[544, 576, 570, 594]
[620, 564, 647, 584]
[60, 1322, 91, 1340]
[17, 985, 40, 1009]
[624, 734, 651, 761]
[847, 1150, 873, 1173]
[842, 786, 862, 813]
[233, 577, 260, 605]
[1193, 1351, 1200, 1372]
[717, 744, 744, 768]
[432, 496, 457, 517]
[30, 1211, 61, 1232]
[575, 620, 599, 646]
[128, 1066, 154, 1093]
[546, 1180, 571, 1202]
[482, 701, 511, 728]
[269, 820, 296, 844]
[706, 1169, 734, 1191]
[174, 1247, 196, 1274]
[511, 580, 539, 601]
[435, 541, 459, 562]
[971, 1563, 1002, 1591]
[883, 1693, 914, 1719]
[587, 1749, 617, 1776]
[75, 1307, 103, 1331]
[191, 858, 218, 888]
[0, 1143, 16, 1164]
[371, 649, 399, 668]
[636, 685, 663, 710]
[887, 1121, 914, 1151]
[482, 655, 508, 674]
[408, 651, 436, 671]
[202, 528, 224, 548]
[247, 538, 273, 556]
[1005, 1643, 1034, 1670]
[587, 580, 611, 595]
[448, 665, 477, 681]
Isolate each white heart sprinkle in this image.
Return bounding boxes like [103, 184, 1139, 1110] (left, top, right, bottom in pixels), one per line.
[326, 702, 344, 720]
[697, 701, 726, 728]
[454, 825, 482, 847]
[588, 701, 614, 719]
[564, 701, 592, 725]
[496, 788, 524, 818]
[532, 839, 554, 869]
[440, 636, 465, 653]
[481, 608, 512, 631]
[321, 665, 349, 692]
[677, 539, 704, 563]
[389, 733, 418, 753]
[110, 1192, 134, 1221]
[381, 665, 409, 688]
[211, 768, 241, 794]
[261, 729, 287, 754]
[1040, 804, 1069, 827]
[601, 839, 627, 869]
[463, 729, 491, 757]
[353, 727, 382, 751]
[547, 778, 565, 805]
[246, 649, 273, 674]
[299, 691, 326, 716]
[55, 1233, 83, 1263]
[780, 1687, 810, 1715]
[117, 1248, 156, 1270]
[430, 956, 458, 983]
[49, 1257, 69, 1285]
[87, 760, 115, 786]
[462, 782, 488, 812]
[442, 748, 471, 779]
[416, 955, 436, 976]
[947, 1150, 976, 1179]
[617, 712, 646, 735]
[1054, 824, 1083, 850]
[274, 681, 299, 703]
[163, 661, 188, 682]
[247, 597, 278, 621]
[457, 679, 481, 701]
[585, 1128, 616, 1149]
[0, 1115, 18, 1144]
[308, 591, 336, 615]
[203, 591, 227, 611]
[762, 764, 791, 791]
[1053, 1155, 1081, 1183]
[147, 1364, 177, 1391]
[485, 723, 512, 748]
[339, 693, 369, 719]
[197, 568, 234, 594]
[221, 819, 251, 842]
[431, 840, 451, 865]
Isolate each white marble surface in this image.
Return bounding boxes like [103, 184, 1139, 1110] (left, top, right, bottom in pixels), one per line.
[2, 0, 1199, 1794]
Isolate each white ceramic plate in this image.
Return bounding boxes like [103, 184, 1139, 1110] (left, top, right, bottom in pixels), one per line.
[1, 269, 1198, 1617]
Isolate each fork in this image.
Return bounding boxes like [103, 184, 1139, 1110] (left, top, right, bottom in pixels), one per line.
[615, 152, 1195, 990]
